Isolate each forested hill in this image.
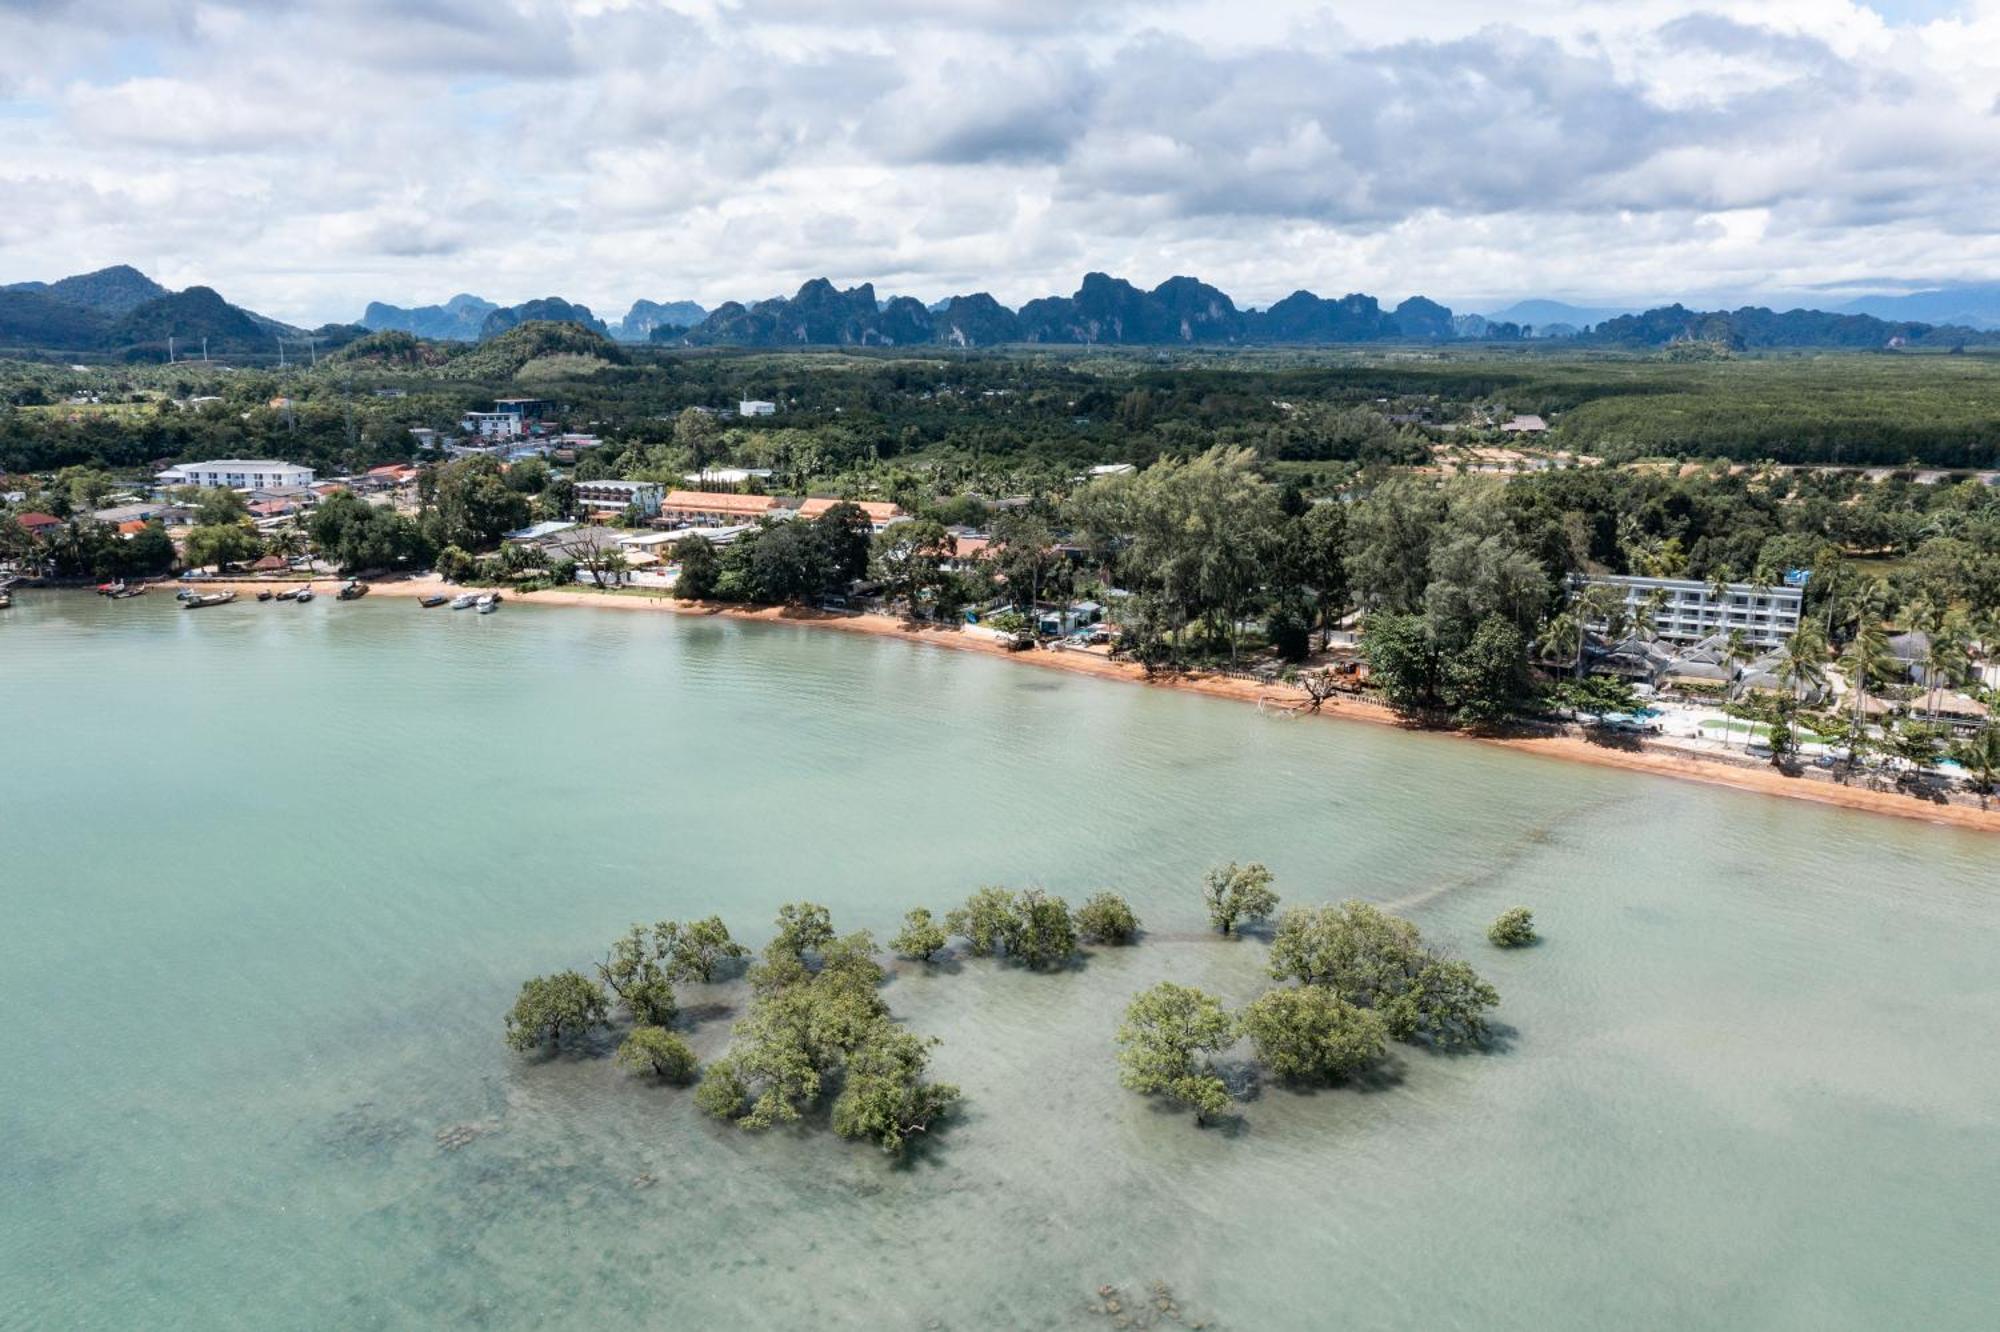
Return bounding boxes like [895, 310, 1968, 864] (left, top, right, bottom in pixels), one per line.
[1582, 304, 1997, 351]
[0, 265, 365, 359]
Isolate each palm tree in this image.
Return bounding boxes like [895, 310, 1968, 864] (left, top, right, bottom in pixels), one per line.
[1840, 620, 1896, 770]
[1778, 624, 1829, 702]
[1542, 611, 1584, 679]
[1920, 615, 1970, 723]
[1953, 724, 2000, 807]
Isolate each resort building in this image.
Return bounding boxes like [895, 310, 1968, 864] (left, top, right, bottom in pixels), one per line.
[575, 479, 663, 519]
[156, 460, 316, 491]
[794, 497, 907, 531]
[461, 412, 525, 440]
[738, 399, 777, 417]
[659, 490, 788, 526]
[1570, 573, 1802, 648]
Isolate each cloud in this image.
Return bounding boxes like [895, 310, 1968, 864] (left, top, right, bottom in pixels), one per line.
[2, 0, 1999, 322]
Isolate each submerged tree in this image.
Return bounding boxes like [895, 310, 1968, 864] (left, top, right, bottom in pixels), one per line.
[1202, 862, 1280, 935]
[943, 888, 1076, 968]
[615, 1026, 698, 1083]
[831, 1024, 962, 1154]
[1269, 901, 1499, 1049]
[504, 971, 610, 1052]
[946, 887, 1020, 958]
[767, 902, 837, 966]
[1009, 890, 1078, 970]
[1487, 907, 1537, 948]
[1239, 986, 1389, 1084]
[1073, 892, 1141, 945]
[1115, 982, 1236, 1125]
[598, 924, 678, 1027]
[660, 916, 750, 984]
[889, 908, 949, 962]
[699, 908, 956, 1154]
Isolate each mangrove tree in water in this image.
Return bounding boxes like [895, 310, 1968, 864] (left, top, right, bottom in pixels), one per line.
[1116, 982, 1235, 1125]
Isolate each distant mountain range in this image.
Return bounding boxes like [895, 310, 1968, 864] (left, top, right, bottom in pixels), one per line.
[1837, 283, 2000, 331]
[672, 274, 1513, 348]
[359, 294, 707, 343]
[6, 264, 2000, 358]
[0, 265, 365, 358]
[1480, 299, 1637, 333]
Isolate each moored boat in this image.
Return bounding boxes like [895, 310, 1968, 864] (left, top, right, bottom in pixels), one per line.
[420, 594, 450, 608]
[110, 585, 146, 599]
[337, 580, 368, 601]
[274, 587, 302, 602]
[475, 593, 499, 614]
[450, 593, 478, 610]
[0, 590, 11, 609]
[294, 586, 315, 603]
[256, 589, 275, 602]
[182, 591, 237, 609]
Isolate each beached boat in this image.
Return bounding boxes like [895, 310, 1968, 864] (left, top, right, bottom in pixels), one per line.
[294, 586, 315, 603]
[110, 585, 146, 600]
[256, 589, 275, 602]
[450, 593, 478, 610]
[274, 587, 302, 602]
[182, 591, 237, 609]
[337, 580, 368, 601]
[96, 581, 124, 596]
[475, 593, 499, 614]
[419, 594, 449, 608]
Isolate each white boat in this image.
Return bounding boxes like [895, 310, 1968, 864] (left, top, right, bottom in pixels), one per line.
[294, 586, 315, 603]
[475, 594, 499, 614]
[450, 593, 478, 610]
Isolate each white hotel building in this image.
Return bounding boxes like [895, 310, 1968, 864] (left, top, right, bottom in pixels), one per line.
[1571, 573, 1803, 648]
[156, 460, 316, 491]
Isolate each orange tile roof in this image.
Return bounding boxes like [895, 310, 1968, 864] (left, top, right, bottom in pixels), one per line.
[796, 497, 905, 522]
[661, 490, 784, 515]
[117, 520, 148, 535]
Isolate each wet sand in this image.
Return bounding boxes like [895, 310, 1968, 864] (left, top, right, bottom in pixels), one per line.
[200, 574, 2000, 833]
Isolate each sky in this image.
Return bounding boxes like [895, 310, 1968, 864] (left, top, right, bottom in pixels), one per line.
[3, 0, 2000, 325]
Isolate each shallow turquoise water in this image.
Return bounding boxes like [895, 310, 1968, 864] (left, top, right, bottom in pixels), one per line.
[1, 591, 1995, 1329]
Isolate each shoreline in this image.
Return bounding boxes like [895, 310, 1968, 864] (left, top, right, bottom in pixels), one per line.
[189, 574, 2000, 834]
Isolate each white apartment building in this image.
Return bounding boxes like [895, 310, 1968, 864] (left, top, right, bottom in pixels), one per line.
[156, 460, 316, 491]
[575, 479, 664, 518]
[1571, 573, 1802, 648]
[462, 411, 525, 439]
[738, 399, 777, 417]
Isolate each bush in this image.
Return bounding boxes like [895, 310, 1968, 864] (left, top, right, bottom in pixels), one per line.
[1072, 892, 1140, 945]
[1487, 907, 1536, 948]
[889, 908, 948, 961]
[1240, 986, 1389, 1083]
[615, 1026, 698, 1083]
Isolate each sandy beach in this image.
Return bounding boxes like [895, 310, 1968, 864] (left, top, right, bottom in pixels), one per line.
[197, 573, 2000, 833]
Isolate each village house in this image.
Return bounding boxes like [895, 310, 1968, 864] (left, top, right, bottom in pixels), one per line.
[16, 512, 64, 538]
